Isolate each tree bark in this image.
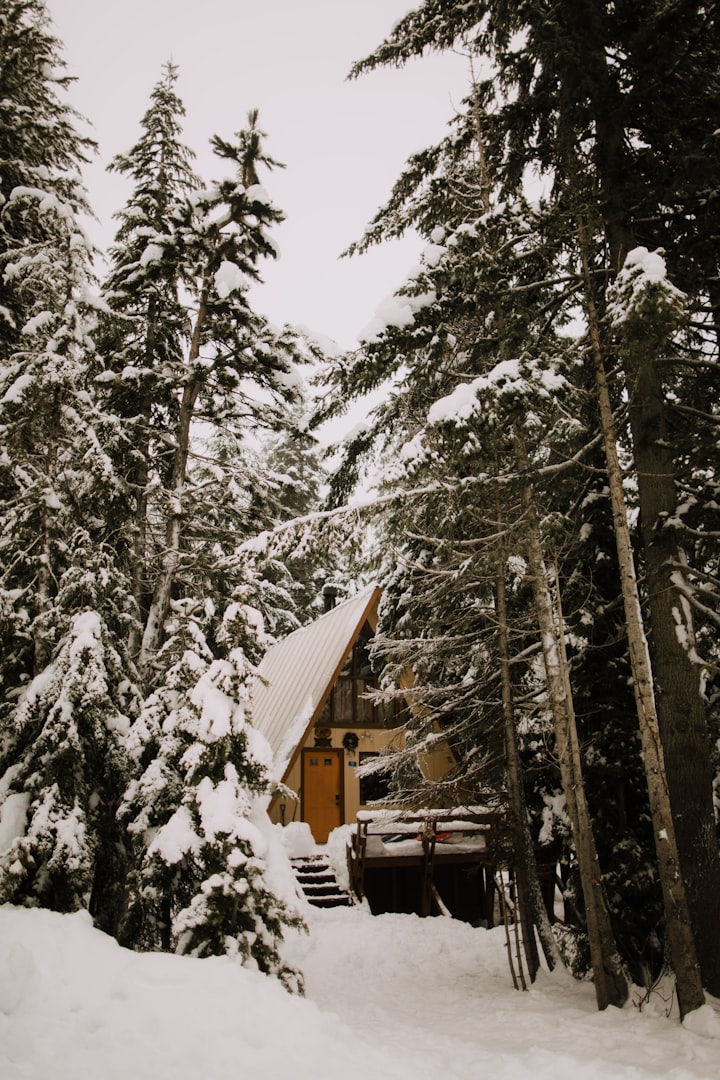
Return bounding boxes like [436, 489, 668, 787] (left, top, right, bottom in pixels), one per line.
[496, 555, 559, 977]
[127, 296, 160, 661]
[516, 436, 627, 1011]
[138, 290, 208, 680]
[578, 28, 720, 999]
[34, 390, 61, 675]
[578, 222, 706, 1016]
[622, 346, 720, 998]
[127, 395, 151, 662]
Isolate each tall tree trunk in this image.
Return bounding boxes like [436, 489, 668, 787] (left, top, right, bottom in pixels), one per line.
[127, 396, 151, 662]
[621, 345, 720, 998]
[128, 299, 160, 661]
[576, 30, 720, 997]
[138, 291, 208, 680]
[34, 392, 61, 675]
[516, 437, 627, 1010]
[495, 553, 558, 977]
[576, 222, 706, 1016]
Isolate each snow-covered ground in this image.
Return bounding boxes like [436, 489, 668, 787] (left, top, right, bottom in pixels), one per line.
[1, 896, 718, 1080]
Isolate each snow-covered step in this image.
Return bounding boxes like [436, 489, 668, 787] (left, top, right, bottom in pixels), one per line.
[291, 856, 352, 908]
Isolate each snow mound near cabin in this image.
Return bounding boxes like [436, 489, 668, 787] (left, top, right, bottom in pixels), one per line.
[1, 903, 718, 1080]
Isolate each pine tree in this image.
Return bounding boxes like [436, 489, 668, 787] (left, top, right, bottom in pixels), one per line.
[119, 600, 304, 991]
[180, 411, 325, 647]
[0, 0, 95, 353]
[323, 85, 634, 997]
[250, 397, 339, 628]
[101, 65, 322, 661]
[99, 62, 199, 659]
[0, 1, 144, 937]
[0, 0, 105, 680]
[349, 0, 718, 1011]
[0, 537, 140, 933]
[103, 103, 309, 684]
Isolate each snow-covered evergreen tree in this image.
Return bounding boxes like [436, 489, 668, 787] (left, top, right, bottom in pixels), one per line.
[119, 599, 304, 992]
[100, 80, 312, 684]
[0, 0, 109, 681]
[326, 55, 705, 998]
[180, 409, 325, 647]
[135, 110, 311, 682]
[242, 395, 344, 631]
[0, 2, 140, 939]
[343, 0, 720, 1015]
[0, 535, 140, 933]
[98, 62, 199, 659]
[350, 0, 719, 1006]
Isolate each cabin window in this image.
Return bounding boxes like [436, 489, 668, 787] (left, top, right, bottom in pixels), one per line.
[359, 751, 391, 805]
[317, 626, 376, 726]
[316, 624, 406, 729]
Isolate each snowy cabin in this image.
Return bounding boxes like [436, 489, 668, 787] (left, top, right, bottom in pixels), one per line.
[251, 584, 428, 842]
[251, 585, 503, 923]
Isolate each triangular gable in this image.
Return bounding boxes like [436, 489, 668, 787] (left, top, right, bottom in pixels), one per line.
[251, 584, 381, 780]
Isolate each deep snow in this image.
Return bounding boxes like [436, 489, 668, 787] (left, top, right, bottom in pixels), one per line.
[1, 892, 719, 1080]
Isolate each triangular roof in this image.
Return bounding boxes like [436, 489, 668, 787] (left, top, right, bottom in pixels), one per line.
[251, 584, 381, 780]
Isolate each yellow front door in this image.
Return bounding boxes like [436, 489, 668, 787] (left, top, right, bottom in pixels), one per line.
[302, 749, 343, 843]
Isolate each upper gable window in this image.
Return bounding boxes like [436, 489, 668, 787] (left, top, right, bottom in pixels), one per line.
[317, 623, 400, 728]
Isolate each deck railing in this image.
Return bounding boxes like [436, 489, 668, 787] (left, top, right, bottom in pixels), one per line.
[347, 806, 500, 917]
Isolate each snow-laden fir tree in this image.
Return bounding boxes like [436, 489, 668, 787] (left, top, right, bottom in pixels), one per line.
[0, 1, 141, 936]
[323, 94, 618, 989]
[0, 0, 109, 682]
[255, 401, 331, 625]
[350, 0, 720, 1008]
[345, 0, 716, 1010]
[179, 388, 331, 648]
[0, 531, 140, 934]
[100, 75, 315, 685]
[119, 597, 304, 992]
[326, 59, 707, 1000]
[133, 111, 312, 677]
[98, 62, 199, 660]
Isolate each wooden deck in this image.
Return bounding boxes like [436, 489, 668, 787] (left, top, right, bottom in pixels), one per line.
[347, 808, 503, 923]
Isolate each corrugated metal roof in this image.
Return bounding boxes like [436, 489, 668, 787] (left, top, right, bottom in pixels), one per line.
[251, 584, 381, 780]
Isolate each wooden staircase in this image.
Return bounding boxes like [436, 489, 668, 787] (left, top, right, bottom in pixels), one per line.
[291, 855, 352, 909]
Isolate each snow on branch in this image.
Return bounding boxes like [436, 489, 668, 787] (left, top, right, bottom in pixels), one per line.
[607, 246, 686, 330]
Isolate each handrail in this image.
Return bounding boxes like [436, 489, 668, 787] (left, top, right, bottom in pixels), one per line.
[355, 806, 498, 835]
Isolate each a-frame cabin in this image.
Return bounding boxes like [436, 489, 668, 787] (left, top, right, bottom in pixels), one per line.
[252, 584, 431, 842]
[252, 585, 507, 923]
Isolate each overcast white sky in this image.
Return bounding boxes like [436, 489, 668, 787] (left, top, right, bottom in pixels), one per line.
[47, 0, 469, 350]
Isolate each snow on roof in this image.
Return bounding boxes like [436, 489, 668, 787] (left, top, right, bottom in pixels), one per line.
[251, 584, 381, 780]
